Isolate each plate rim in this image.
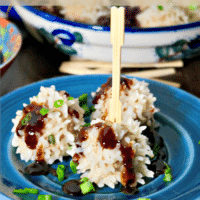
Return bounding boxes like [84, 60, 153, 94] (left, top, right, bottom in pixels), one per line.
[1, 74, 200, 200]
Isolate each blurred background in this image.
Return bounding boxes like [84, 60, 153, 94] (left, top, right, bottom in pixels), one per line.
[1, 0, 200, 97]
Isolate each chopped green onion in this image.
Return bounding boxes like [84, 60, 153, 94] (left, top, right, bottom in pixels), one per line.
[80, 177, 89, 182]
[48, 134, 56, 145]
[54, 99, 64, 108]
[163, 163, 172, 182]
[68, 146, 72, 150]
[80, 181, 95, 195]
[26, 113, 32, 120]
[163, 174, 172, 182]
[36, 95, 38, 98]
[198, 141, 200, 145]
[21, 118, 29, 126]
[90, 106, 96, 112]
[79, 94, 88, 107]
[157, 5, 163, 10]
[38, 195, 52, 200]
[137, 198, 151, 200]
[40, 108, 49, 116]
[68, 97, 74, 100]
[82, 123, 91, 127]
[23, 188, 38, 194]
[82, 105, 90, 117]
[13, 188, 39, 194]
[68, 144, 72, 150]
[21, 113, 32, 125]
[188, 4, 197, 11]
[164, 163, 171, 174]
[27, 188, 39, 194]
[70, 160, 78, 174]
[56, 165, 65, 182]
[13, 189, 28, 194]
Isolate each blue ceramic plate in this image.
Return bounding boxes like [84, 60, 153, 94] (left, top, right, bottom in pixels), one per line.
[1, 75, 200, 200]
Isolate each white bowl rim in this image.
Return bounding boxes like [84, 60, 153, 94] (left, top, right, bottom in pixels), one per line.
[24, 6, 200, 33]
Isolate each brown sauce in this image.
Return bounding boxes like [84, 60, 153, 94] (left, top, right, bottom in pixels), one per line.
[68, 107, 79, 119]
[36, 144, 44, 163]
[92, 77, 133, 104]
[76, 126, 90, 143]
[64, 91, 70, 97]
[97, 124, 118, 149]
[120, 145, 135, 186]
[25, 161, 49, 176]
[16, 102, 47, 149]
[62, 179, 83, 196]
[72, 153, 84, 164]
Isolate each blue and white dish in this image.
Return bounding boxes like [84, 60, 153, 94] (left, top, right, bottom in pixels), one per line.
[1, 4, 199, 63]
[1, 74, 200, 200]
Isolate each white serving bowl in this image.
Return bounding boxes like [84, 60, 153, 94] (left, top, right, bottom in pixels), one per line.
[14, 5, 200, 63]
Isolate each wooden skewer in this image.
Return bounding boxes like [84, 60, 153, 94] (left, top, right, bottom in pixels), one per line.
[109, 6, 125, 123]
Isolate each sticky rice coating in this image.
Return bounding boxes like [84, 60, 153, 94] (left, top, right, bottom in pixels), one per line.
[72, 118, 154, 189]
[11, 85, 85, 164]
[91, 77, 158, 126]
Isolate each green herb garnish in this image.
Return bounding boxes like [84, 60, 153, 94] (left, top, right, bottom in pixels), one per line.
[198, 141, 200, 145]
[68, 145, 72, 150]
[82, 123, 91, 127]
[21, 113, 32, 125]
[157, 5, 163, 10]
[163, 174, 172, 182]
[70, 160, 78, 174]
[188, 4, 197, 11]
[13, 189, 28, 194]
[56, 165, 65, 182]
[48, 134, 56, 145]
[80, 180, 95, 194]
[79, 94, 88, 107]
[80, 177, 89, 182]
[68, 97, 74, 100]
[54, 99, 64, 108]
[38, 195, 52, 200]
[40, 108, 49, 116]
[90, 106, 96, 112]
[163, 163, 172, 182]
[137, 198, 151, 200]
[13, 188, 38, 194]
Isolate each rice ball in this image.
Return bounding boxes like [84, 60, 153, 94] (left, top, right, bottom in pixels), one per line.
[11, 85, 85, 164]
[72, 118, 154, 189]
[91, 77, 158, 126]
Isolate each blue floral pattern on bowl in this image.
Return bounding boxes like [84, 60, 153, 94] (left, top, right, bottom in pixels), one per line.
[156, 35, 200, 61]
[37, 28, 83, 55]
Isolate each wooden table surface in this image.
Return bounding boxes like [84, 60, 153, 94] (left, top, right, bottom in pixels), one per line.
[1, 18, 200, 98]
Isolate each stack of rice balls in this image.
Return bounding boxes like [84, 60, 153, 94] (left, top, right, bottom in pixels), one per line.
[12, 76, 158, 192]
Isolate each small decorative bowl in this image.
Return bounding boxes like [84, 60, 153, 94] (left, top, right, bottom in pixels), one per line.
[0, 17, 22, 75]
[4, 4, 200, 63]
